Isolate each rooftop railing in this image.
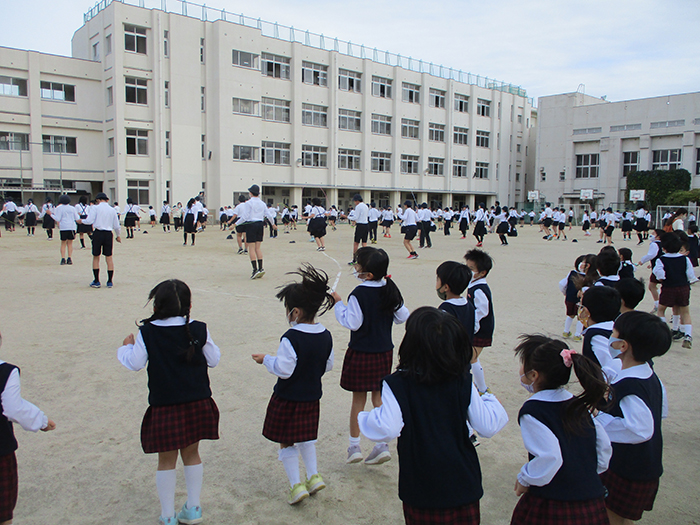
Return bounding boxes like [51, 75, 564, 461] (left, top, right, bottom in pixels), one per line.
[84, 0, 531, 103]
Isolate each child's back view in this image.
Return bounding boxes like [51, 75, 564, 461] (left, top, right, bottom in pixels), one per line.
[579, 286, 621, 368]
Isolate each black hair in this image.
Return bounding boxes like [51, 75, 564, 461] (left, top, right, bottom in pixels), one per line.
[353, 194, 363, 202]
[659, 232, 682, 253]
[464, 248, 493, 276]
[636, 202, 646, 210]
[581, 286, 621, 323]
[690, 224, 699, 234]
[596, 246, 620, 277]
[618, 247, 632, 262]
[140, 279, 197, 360]
[275, 264, 334, 321]
[163, 200, 168, 205]
[675, 230, 689, 251]
[186, 198, 195, 210]
[79, 195, 88, 205]
[614, 278, 645, 310]
[238, 194, 246, 203]
[576, 253, 599, 289]
[312, 197, 321, 206]
[403, 200, 412, 208]
[354, 247, 404, 312]
[436, 261, 471, 296]
[126, 197, 133, 204]
[574, 254, 587, 270]
[58, 194, 70, 205]
[515, 334, 608, 434]
[614, 311, 671, 362]
[396, 307, 473, 384]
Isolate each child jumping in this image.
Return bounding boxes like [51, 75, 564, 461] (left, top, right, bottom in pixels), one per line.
[118, 279, 221, 525]
[464, 249, 495, 394]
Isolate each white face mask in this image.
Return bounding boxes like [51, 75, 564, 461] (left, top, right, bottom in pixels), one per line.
[608, 336, 623, 358]
[287, 311, 298, 327]
[352, 269, 368, 282]
[520, 373, 535, 393]
[577, 262, 586, 273]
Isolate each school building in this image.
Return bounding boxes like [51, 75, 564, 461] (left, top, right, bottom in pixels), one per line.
[0, 0, 536, 212]
[535, 90, 700, 209]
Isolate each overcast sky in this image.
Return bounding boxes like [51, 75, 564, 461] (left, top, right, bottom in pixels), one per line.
[1, 0, 698, 104]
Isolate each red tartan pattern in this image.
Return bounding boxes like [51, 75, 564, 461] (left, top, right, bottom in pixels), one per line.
[262, 394, 320, 444]
[0, 452, 18, 522]
[659, 284, 690, 307]
[403, 501, 480, 525]
[140, 397, 219, 453]
[472, 337, 492, 349]
[600, 469, 659, 521]
[340, 348, 393, 392]
[510, 492, 609, 525]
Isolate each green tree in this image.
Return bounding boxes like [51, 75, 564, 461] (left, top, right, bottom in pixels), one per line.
[626, 169, 691, 209]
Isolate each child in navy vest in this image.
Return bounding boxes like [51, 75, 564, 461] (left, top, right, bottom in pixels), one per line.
[118, 279, 221, 525]
[638, 229, 665, 313]
[512, 335, 611, 525]
[358, 307, 507, 525]
[596, 311, 671, 524]
[333, 247, 409, 465]
[615, 278, 645, 314]
[594, 246, 621, 288]
[464, 249, 495, 394]
[653, 232, 695, 348]
[252, 265, 335, 505]
[436, 260, 472, 334]
[0, 331, 56, 524]
[618, 248, 635, 279]
[559, 255, 589, 340]
[579, 286, 620, 369]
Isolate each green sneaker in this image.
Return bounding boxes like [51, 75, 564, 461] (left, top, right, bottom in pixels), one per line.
[305, 473, 326, 495]
[288, 482, 310, 505]
[176, 503, 203, 524]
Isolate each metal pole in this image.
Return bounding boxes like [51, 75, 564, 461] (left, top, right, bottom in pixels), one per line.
[59, 147, 63, 194]
[19, 144, 23, 205]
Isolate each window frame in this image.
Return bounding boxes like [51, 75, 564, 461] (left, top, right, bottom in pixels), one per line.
[400, 155, 419, 174]
[428, 157, 445, 175]
[126, 128, 148, 156]
[233, 145, 259, 162]
[454, 93, 469, 113]
[652, 149, 682, 171]
[339, 109, 361, 131]
[338, 149, 361, 170]
[301, 61, 328, 87]
[339, 69, 362, 93]
[476, 130, 490, 148]
[232, 49, 259, 69]
[232, 97, 260, 116]
[261, 52, 291, 80]
[475, 162, 489, 179]
[0, 76, 27, 97]
[302, 103, 328, 127]
[301, 145, 328, 168]
[401, 119, 420, 139]
[371, 151, 391, 172]
[575, 153, 600, 178]
[40, 82, 76, 103]
[453, 160, 468, 177]
[371, 76, 393, 99]
[453, 127, 468, 145]
[42, 135, 77, 155]
[476, 98, 491, 117]
[0, 132, 29, 151]
[402, 83, 420, 104]
[261, 141, 291, 165]
[125, 76, 147, 105]
[371, 114, 392, 136]
[124, 24, 147, 55]
[428, 123, 445, 143]
[127, 179, 150, 205]
[622, 151, 639, 176]
[261, 97, 291, 123]
[429, 88, 446, 108]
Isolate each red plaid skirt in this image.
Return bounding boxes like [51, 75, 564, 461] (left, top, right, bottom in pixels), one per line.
[340, 348, 393, 392]
[403, 501, 480, 525]
[510, 492, 609, 525]
[262, 393, 320, 444]
[141, 397, 220, 453]
[600, 469, 659, 521]
[659, 284, 690, 308]
[0, 452, 18, 522]
[472, 337, 492, 349]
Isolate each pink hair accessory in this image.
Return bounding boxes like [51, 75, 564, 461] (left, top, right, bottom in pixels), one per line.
[385, 274, 392, 279]
[560, 349, 576, 368]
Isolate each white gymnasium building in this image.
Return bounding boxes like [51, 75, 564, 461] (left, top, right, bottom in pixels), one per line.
[535, 90, 700, 209]
[0, 0, 536, 212]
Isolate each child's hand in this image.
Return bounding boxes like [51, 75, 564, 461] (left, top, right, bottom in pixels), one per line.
[42, 419, 56, 432]
[514, 480, 528, 496]
[116, 236, 122, 243]
[123, 334, 135, 346]
[251, 354, 266, 364]
[331, 292, 342, 304]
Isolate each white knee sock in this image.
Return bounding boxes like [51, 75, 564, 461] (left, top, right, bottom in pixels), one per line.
[673, 315, 681, 330]
[471, 359, 487, 393]
[297, 440, 318, 478]
[183, 463, 203, 508]
[654, 300, 659, 308]
[575, 321, 584, 337]
[684, 325, 693, 337]
[278, 446, 300, 487]
[156, 469, 177, 518]
[564, 316, 574, 333]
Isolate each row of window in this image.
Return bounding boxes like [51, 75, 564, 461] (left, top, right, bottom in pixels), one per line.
[1, 76, 77, 103]
[0, 132, 77, 153]
[572, 149, 690, 179]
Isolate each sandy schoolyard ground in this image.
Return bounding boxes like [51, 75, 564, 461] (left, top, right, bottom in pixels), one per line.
[0, 222, 698, 524]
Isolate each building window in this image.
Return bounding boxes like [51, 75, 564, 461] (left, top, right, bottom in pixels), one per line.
[261, 141, 291, 165]
[371, 152, 391, 172]
[428, 157, 444, 175]
[338, 149, 361, 170]
[453, 160, 468, 177]
[125, 77, 147, 105]
[401, 155, 419, 174]
[41, 82, 76, 102]
[475, 162, 489, 179]
[401, 119, 419, 139]
[163, 31, 169, 57]
[232, 98, 259, 116]
[233, 145, 259, 161]
[476, 99, 491, 117]
[429, 88, 445, 108]
[371, 76, 392, 98]
[516, 144, 521, 153]
[302, 104, 328, 127]
[92, 41, 100, 61]
[106, 34, 112, 55]
[200, 38, 205, 63]
[302, 62, 328, 86]
[262, 97, 290, 123]
[0, 76, 27, 97]
[201, 135, 206, 159]
[262, 52, 291, 79]
[517, 114, 523, 124]
[124, 24, 147, 54]
[453, 127, 468, 145]
[339, 69, 361, 93]
[302, 145, 328, 168]
[201, 87, 205, 112]
[339, 109, 361, 131]
[476, 130, 490, 148]
[164, 132, 170, 158]
[164, 82, 169, 107]
[428, 123, 445, 142]
[371, 114, 392, 135]
[516, 172, 520, 181]
[42, 135, 77, 154]
[652, 149, 682, 170]
[108, 137, 115, 157]
[697, 148, 700, 176]
[454, 93, 469, 113]
[623, 151, 639, 176]
[575, 153, 600, 178]
[402, 83, 420, 103]
[559, 171, 566, 181]
[106, 86, 113, 106]
[127, 180, 149, 204]
[126, 129, 148, 155]
[232, 50, 259, 69]
[0, 132, 29, 151]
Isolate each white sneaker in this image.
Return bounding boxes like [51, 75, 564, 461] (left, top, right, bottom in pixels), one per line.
[346, 445, 362, 464]
[364, 443, 391, 465]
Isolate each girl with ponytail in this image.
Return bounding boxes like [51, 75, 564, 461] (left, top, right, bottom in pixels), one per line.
[511, 334, 612, 525]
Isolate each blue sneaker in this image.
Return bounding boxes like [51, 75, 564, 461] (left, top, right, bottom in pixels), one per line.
[106, 282, 113, 288]
[89, 280, 101, 288]
[158, 517, 178, 525]
[176, 503, 203, 524]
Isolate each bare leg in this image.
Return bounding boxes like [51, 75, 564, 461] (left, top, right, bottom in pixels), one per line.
[350, 391, 368, 438]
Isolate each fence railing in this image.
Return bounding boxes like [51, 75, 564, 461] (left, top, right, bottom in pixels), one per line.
[83, 0, 532, 103]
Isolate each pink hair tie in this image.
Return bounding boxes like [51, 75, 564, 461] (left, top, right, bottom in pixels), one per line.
[385, 274, 392, 279]
[560, 349, 576, 368]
